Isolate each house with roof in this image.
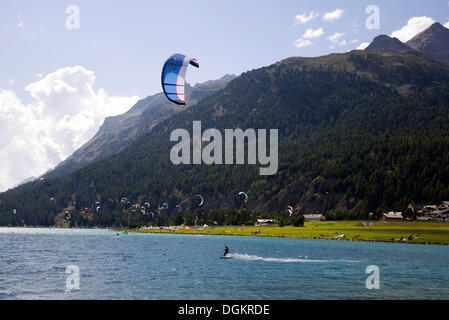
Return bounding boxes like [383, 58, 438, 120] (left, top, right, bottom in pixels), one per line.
[381, 212, 404, 221]
[303, 214, 325, 222]
[255, 219, 278, 226]
[415, 201, 449, 222]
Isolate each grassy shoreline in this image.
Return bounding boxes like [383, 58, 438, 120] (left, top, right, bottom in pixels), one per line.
[122, 221, 449, 245]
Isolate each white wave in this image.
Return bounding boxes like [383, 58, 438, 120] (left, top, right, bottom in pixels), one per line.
[226, 253, 358, 263]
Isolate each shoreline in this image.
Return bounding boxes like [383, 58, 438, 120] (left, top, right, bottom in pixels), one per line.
[121, 221, 449, 246]
[3, 221, 449, 246]
[125, 230, 449, 246]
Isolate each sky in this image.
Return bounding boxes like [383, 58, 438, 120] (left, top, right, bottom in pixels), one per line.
[1, 0, 449, 191]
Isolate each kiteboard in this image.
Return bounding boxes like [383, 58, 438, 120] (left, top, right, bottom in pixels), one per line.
[220, 256, 232, 260]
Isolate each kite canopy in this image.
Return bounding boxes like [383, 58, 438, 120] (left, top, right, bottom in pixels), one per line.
[161, 203, 169, 211]
[195, 194, 204, 207]
[161, 53, 199, 105]
[40, 178, 50, 187]
[239, 192, 248, 203]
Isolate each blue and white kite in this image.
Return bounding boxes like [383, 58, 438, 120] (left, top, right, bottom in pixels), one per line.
[161, 53, 199, 105]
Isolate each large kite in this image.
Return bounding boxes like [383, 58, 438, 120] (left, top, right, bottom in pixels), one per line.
[161, 53, 199, 105]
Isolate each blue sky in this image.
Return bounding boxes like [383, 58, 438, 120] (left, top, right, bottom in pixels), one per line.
[0, 0, 449, 191]
[2, 0, 449, 99]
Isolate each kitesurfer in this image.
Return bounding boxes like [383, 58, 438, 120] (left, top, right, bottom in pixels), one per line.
[223, 246, 229, 257]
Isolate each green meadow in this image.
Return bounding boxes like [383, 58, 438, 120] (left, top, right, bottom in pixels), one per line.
[127, 221, 449, 245]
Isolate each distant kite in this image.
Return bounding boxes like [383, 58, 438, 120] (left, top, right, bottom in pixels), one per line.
[239, 192, 248, 203]
[40, 178, 50, 187]
[195, 195, 204, 207]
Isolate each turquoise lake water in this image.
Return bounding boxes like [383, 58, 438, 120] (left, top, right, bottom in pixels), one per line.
[1, 227, 448, 300]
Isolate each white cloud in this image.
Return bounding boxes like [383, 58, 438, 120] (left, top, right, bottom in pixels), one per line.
[0, 66, 139, 191]
[294, 38, 313, 48]
[351, 39, 359, 44]
[303, 28, 324, 39]
[294, 12, 319, 24]
[444, 21, 449, 29]
[391, 16, 435, 42]
[327, 32, 346, 48]
[323, 9, 344, 22]
[9, 79, 16, 87]
[328, 32, 345, 42]
[18, 21, 24, 28]
[36, 73, 44, 79]
[357, 42, 370, 50]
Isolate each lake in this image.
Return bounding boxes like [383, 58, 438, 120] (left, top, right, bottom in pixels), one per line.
[1, 227, 448, 300]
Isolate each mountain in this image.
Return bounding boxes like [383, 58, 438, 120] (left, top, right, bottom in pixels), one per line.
[48, 75, 237, 178]
[406, 22, 449, 65]
[9, 176, 37, 190]
[364, 23, 449, 66]
[2, 50, 449, 227]
[366, 35, 412, 51]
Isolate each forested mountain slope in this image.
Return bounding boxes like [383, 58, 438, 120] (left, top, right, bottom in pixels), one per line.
[2, 50, 449, 227]
[49, 75, 236, 178]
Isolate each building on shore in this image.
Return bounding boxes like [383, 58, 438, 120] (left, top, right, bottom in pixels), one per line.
[303, 214, 325, 222]
[403, 201, 449, 222]
[381, 212, 404, 221]
[255, 219, 278, 226]
[414, 201, 449, 222]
